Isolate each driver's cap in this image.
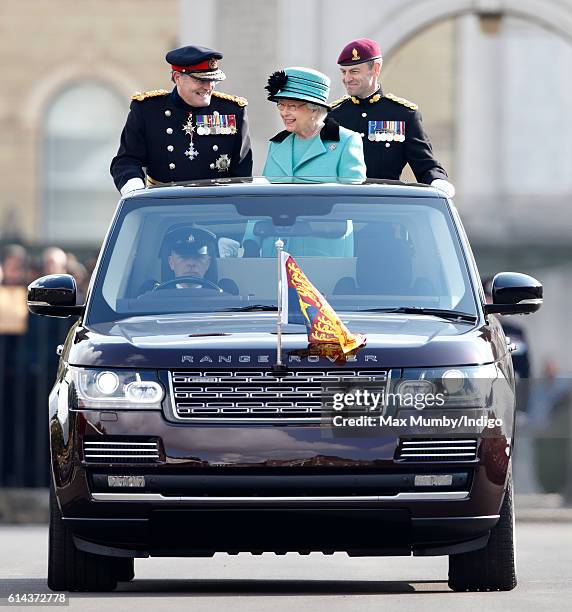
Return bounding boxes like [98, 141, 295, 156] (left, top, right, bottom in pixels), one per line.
[169, 229, 211, 258]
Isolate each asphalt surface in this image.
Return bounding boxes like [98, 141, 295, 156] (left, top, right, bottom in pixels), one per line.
[0, 523, 570, 611]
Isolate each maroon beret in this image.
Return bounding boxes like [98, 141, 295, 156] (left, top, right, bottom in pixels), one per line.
[337, 38, 382, 66]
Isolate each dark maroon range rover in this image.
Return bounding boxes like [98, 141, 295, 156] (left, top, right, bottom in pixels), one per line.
[28, 179, 542, 592]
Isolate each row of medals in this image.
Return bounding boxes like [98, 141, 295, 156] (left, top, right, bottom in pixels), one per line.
[181, 114, 231, 170]
[369, 131, 406, 142]
[196, 125, 237, 136]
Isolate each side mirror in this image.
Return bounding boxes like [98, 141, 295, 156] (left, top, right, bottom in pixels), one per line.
[484, 272, 543, 315]
[27, 274, 84, 317]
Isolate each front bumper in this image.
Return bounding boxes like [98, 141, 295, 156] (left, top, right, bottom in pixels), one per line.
[67, 507, 497, 558]
[52, 409, 510, 558]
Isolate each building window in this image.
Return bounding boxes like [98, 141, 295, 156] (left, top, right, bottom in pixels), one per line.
[43, 82, 127, 244]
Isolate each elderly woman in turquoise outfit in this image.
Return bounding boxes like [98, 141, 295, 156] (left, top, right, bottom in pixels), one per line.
[263, 67, 366, 180]
[243, 67, 364, 258]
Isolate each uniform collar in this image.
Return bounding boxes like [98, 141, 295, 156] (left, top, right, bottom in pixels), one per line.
[270, 116, 341, 143]
[351, 86, 384, 105]
[170, 87, 213, 111]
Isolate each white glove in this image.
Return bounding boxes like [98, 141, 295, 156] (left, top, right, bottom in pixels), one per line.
[431, 179, 456, 198]
[218, 237, 241, 258]
[120, 177, 145, 196]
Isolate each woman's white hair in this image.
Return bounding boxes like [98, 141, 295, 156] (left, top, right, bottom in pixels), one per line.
[306, 102, 328, 120]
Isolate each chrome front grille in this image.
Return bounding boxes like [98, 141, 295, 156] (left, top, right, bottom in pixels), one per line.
[83, 439, 161, 463]
[396, 439, 478, 462]
[168, 369, 389, 423]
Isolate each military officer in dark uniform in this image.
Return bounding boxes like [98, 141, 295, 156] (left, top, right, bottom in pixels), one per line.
[110, 45, 253, 195]
[329, 38, 455, 197]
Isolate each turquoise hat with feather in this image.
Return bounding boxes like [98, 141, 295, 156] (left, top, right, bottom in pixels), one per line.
[265, 67, 331, 109]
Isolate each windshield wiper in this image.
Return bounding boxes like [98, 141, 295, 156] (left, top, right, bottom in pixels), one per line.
[361, 307, 477, 322]
[219, 305, 278, 312]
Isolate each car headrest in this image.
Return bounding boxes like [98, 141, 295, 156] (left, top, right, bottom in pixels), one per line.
[355, 223, 413, 293]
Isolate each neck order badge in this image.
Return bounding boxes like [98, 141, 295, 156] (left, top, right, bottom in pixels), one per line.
[278, 251, 366, 354]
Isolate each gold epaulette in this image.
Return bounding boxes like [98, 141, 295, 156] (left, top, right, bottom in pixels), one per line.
[384, 92, 418, 110]
[329, 95, 350, 108]
[212, 91, 248, 106]
[131, 89, 169, 101]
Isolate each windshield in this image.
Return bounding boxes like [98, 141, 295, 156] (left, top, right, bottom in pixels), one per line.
[86, 194, 478, 325]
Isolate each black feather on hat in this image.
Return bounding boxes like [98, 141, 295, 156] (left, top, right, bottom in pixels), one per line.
[265, 70, 288, 99]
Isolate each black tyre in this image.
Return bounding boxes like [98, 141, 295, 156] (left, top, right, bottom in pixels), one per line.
[47, 483, 118, 592]
[114, 558, 135, 582]
[448, 473, 517, 591]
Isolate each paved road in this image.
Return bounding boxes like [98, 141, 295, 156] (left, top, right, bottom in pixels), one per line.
[0, 523, 570, 611]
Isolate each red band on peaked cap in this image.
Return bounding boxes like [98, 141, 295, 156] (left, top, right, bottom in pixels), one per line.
[171, 60, 213, 72]
[337, 38, 382, 65]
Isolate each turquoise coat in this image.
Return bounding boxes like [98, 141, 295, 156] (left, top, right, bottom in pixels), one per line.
[262, 117, 366, 181]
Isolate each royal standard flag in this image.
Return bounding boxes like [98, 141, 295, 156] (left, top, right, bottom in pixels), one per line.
[279, 251, 366, 354]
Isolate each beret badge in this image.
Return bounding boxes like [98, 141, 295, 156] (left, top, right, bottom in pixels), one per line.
[265, 70, 288, 98]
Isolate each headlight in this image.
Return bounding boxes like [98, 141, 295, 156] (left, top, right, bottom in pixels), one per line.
[125, 380, 163, 403]
[397, 364, 499, 409]
[95, 371, 119, 395]
[395, 379, 435, 397]
[69, 367, 164, 409]
[441, 369, 466, 394]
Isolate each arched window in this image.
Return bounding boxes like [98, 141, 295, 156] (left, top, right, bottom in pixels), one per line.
[43, 82, 127, 244]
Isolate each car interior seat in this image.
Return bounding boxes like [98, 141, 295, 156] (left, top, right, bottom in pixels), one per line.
[333, 222, 414, 295]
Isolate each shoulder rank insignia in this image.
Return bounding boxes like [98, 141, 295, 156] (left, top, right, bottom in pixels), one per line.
[384, 93, 418, 110]
[212, 91, 248, 107]
[329, 95, 350, 108]
[131, 89, 169, 101]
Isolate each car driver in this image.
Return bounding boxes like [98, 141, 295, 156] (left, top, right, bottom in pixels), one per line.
[167, 231, 213, 288]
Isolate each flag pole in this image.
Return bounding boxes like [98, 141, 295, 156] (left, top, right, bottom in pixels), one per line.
[274, 238, 287, 374]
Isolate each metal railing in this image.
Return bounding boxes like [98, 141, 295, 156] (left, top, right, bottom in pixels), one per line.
[0, 315, 74, 487]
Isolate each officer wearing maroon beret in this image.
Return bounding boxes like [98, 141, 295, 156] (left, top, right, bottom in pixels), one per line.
[110, 45, 253, 195]
[329, 38, 455, 197]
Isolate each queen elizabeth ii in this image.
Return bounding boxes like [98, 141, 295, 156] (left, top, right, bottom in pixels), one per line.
[263, 67, 366, 181]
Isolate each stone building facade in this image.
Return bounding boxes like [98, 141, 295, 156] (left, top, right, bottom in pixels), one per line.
[0, 0, 178, 243]
[2, 0, 572, 369]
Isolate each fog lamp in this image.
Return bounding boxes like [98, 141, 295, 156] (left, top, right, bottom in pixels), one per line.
[414, 474, 453, 487]
[107, 475, 146, 488]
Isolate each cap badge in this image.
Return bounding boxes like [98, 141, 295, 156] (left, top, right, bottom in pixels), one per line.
[214, 154, 231, 172]
[352, 48, 360, 61]
[209, 58, 218, 69]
